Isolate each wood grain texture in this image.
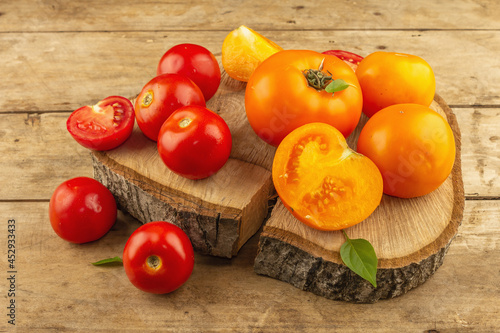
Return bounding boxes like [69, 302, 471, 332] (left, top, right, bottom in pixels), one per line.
[2, 0, 500, 32]
[1, 30, 499, 113]
[254, 96, 465, 303]
[0, 200, 498, 332]
[0, 107, 498, 201]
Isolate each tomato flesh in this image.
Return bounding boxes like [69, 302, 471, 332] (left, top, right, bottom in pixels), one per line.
[67, 96, 135, 151]
[273, 123, 383, 231]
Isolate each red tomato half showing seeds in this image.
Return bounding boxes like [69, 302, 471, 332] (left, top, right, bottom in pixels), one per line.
[135, 74, 206, 141]
[49, 177, 117, 244]
[66, 96, 135, 150]
[123, 221, 195, 294]
[157, 105, 232, 180]
[157, 43, 221, 102]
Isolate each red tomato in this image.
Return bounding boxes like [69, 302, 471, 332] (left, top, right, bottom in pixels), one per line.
[135, 74, 206, 141]
[356, 51, 436, 117]
[245, 50, 363, 147]
[357, 104, 456, 198]
[49, 177, 117, 244]
[322, 50, 364, 71]
[157, 43, 221, 102]
[157, 105, 232, 180]
[66, 96, 135, 150]
[123, 221, 194, 294]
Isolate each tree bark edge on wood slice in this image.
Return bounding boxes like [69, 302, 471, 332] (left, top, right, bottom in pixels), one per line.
[92, 150, 273, 258]
[254, 94, 465, 303]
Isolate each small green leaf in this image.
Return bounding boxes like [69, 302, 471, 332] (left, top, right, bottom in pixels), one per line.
[92, 256, 123, 266]
[340, 230, 378, 287]
[325, 79, 349, 95]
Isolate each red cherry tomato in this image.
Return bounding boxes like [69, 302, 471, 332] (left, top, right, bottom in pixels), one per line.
[49, 177, 117, 244]
[123, 221, 195, 294]
[134, 74, 206, 141]
[66, 96, 135, 150]
[322, 50, 364, 71]
[157, 105, 232, 180]
[157, 43, 221, 102]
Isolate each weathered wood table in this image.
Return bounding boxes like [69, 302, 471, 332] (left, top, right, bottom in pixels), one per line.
[1, 1, 499, 331]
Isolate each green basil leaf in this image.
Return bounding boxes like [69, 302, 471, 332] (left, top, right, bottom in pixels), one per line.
[92, 256, 123, 266]
[340, 231, 378, 287]
[325, 79, 349, 95]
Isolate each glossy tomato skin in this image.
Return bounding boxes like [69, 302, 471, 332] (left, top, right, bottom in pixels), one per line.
[157, 105, 232, 180]
[49, 177, 117, 243]
[67, 96, 135, 150]
[245, 50, 363, 147]
[356, 51, 435, 118]
[157, 43, 221, 102]
[357, 104, 456, 198]
[122, 221, 194, 294]
[135, 74, 206, 141]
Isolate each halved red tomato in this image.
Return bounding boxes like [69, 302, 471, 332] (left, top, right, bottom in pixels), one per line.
[67, 96, 135, 151]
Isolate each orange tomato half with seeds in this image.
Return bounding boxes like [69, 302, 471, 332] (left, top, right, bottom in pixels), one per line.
[272, 123, 383, 231]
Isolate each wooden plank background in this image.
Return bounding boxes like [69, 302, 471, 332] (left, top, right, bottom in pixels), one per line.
[1, 0, 499, 331]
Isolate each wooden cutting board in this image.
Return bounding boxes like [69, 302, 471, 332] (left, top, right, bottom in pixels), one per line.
[91, 68, 463, 302]
[92, 71, 277, 258]
[254, 94, 464, 303]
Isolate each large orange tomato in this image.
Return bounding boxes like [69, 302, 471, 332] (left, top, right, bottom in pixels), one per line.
[245, 50, 363, 147]
[357, 104, 456, 198]
[356, 52, 435, 117]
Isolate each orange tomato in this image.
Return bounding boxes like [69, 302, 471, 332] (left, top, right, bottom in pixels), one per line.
[356, 52, 435, 117]
[273, 123, 383, 231]
[357, 104, 456, 198]
[245, 50, 363, 147]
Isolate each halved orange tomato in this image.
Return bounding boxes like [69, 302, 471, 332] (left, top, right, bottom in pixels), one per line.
[272, 123, 383, 231]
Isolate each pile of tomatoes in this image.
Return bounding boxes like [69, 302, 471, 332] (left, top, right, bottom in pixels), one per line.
[245, 48, 456, 231]
[52, 39, 457, 294]
[53, 44, 232, 294]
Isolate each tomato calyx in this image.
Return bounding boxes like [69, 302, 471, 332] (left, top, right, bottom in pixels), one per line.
[302, 58, 349, 95]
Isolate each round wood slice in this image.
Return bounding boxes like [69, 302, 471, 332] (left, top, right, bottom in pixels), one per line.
[254, 94, 464, 303]
[91, 69, 276, 258]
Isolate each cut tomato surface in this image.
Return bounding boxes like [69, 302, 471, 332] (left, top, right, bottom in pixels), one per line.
[67, 96, 135, 151]
[272, 123, 383, 231]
